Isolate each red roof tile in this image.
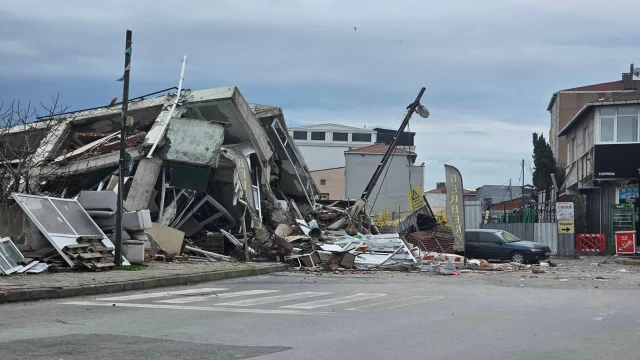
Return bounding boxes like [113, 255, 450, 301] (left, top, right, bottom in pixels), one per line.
[344, 144, 410, 154]
[562, 80, 640, 92]
[590, 90, 640, 102]
[425, 188, 446, 194]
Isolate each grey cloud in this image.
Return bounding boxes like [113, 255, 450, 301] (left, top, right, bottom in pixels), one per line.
[0, 0, 636, 187]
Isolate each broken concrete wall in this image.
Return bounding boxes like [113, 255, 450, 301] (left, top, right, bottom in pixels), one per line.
[164, 118, 224, 167]
[0, 203, 48, 251]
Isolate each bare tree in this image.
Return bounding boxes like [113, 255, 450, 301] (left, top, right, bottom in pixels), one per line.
[0, 95, 70, 202]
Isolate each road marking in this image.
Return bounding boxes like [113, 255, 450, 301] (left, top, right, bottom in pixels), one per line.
[382, 296, 443, 311]
[156, 290, 281, 304]
[345, 296, 442, 311]
[217, 292, 331, 307]
[62, 301, 331, 315]
[282, 293, 387, 309]
[96, 288, 228, 301]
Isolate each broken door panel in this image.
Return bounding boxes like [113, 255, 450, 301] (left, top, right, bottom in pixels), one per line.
[11, 193, 128, 267]
[0, 237, 24, 275]
[173, 194, 236, 232]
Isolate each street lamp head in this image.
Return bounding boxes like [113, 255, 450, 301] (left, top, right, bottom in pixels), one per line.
[416, 104, 430, 118]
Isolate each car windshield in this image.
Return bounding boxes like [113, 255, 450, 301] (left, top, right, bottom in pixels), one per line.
[498, 231, 521, 243]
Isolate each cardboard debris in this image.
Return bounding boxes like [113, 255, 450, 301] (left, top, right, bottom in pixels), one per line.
[145, 224, 185, 256]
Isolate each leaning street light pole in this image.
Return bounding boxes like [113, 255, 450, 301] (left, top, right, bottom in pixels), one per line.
[348, 87, 428, 223]
[359, 87, 427, 201]
[115, 30, 133, 267]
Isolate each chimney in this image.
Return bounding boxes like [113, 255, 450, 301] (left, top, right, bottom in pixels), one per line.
[622, 63, 636, 90]
[436, 182, 445, 189]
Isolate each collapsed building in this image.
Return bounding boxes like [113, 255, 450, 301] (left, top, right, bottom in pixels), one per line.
[0, 86, 319, 260]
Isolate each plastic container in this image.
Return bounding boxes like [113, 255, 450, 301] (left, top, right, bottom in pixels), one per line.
[122, 240, 145, 264]
[540, 262, 549, 268]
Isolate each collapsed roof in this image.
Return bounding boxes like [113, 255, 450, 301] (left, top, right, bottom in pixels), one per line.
[1, 87, 319, 255]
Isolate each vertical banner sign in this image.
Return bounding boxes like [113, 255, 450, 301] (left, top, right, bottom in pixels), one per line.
[444, 165, 465, 252]
[556, 202, 575, 234]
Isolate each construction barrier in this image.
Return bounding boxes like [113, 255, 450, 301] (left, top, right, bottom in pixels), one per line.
[575, 233, 606, 253]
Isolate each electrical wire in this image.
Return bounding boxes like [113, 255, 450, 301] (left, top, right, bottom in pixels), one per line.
[478, 180, 510, 200]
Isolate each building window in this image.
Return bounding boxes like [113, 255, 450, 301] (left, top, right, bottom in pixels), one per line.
[600, 118, 614, 142]
[618, 116, 638, 142]
[320, 179, 326, 185]
[352, 133, 372, 142]
[333, 132, 348, 141]
[598, 107, 639, 143]
[311, 131, 326, 141]
[293, 131, 307, 140]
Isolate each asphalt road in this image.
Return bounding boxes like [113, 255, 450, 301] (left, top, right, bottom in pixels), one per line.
[1, 271, 639, 360]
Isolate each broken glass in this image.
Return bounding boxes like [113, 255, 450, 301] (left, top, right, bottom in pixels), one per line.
[17, 196, 74, 235]
[0, 237, 24, 274]
[51, 199, 103, 236]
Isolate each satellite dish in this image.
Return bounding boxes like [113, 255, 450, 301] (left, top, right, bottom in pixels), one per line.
[634, 68, 640, 78]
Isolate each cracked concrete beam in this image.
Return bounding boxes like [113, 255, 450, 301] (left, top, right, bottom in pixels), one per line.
[31, 149, 143, 178]
[126, 157, 163, 211]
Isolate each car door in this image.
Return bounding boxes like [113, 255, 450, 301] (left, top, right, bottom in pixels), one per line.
[478, 232, 508, 260]
[464, 231, 480, 258]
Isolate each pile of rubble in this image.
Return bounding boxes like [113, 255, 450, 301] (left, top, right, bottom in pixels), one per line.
[0, 85, 543, 277]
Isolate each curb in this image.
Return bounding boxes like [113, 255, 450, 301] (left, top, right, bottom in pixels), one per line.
[613, 258, 640, 266]
[0, 263, 289, 304]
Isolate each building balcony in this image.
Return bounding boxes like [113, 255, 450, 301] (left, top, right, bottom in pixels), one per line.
[564, 148, 595, 193]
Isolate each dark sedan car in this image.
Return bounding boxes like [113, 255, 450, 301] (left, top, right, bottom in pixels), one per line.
[464, 229, 551, 264]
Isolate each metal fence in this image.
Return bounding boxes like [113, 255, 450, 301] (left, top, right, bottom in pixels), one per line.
[480, 222, 563, 255]
[466, 201, 557, 224]
[465, 201, 482, 230]
[557, 233, 575, 257]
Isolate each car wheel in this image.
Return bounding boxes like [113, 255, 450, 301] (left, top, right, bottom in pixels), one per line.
[510, 251, 526, 264]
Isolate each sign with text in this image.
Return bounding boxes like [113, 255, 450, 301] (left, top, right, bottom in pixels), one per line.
[615, 231, 636, 254]
[556, 202, 575, 234]
[445, 165, 465, 252]
[406, 185, 426, 212]
[593, 143, 640, 179]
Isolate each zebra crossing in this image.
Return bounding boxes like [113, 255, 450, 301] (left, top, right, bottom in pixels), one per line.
[62, 287, 442, 315]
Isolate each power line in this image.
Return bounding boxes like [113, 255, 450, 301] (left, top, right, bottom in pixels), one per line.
[478, 180, 510, 199]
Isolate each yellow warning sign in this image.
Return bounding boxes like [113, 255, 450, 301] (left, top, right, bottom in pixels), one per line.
[407, 185, 426, 212]
[558, 220, 575, 234]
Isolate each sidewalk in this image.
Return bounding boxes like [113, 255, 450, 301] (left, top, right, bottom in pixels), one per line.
[613, 257, 640, 266]
[0, 261, 288, 304]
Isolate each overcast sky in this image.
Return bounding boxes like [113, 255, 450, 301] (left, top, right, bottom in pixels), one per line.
[1, 0, 638, 190]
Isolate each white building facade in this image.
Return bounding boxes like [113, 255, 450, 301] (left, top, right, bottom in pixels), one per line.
[288, 123, 377, 171]
[344, 144, 424, 217]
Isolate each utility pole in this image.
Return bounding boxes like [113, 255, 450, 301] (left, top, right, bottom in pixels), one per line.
[522, 159, 525, 199]
[115, 30, 132, 267]
[360, 87, 426, 201]
[509, 179, 513, 201]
